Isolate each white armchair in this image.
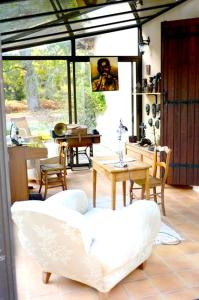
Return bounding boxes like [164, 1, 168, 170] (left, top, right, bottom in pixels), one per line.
[11, 190, 161, 293]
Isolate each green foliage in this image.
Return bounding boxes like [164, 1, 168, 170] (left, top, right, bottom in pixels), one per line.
[76, 62, 106, 130]
[3, 60, 25, 100]
[33, 59, 68, 101]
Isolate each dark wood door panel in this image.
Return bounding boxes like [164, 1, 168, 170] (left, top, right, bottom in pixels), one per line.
[161, 18, 199, 185]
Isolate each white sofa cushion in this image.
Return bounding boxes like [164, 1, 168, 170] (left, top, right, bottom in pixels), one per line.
[45, 189, 89, 214]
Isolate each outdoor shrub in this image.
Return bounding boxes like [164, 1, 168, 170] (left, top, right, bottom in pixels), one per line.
[39, 99, 58, 110]
[5, 100, 28, 113]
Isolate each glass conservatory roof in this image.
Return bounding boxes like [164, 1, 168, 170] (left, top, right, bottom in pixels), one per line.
[0, 0, 188, 53]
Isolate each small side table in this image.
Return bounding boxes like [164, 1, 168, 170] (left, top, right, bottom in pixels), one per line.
[92, 156, 151, 210]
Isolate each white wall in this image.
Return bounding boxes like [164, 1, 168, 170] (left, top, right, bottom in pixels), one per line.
[96, 62, 132, 152]
[141, 0, 199, 143]
[86, 2, 138, 152]
[93, 29, 138, 151]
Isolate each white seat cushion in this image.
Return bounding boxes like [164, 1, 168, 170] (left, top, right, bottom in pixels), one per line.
[45, 189, 89, 214]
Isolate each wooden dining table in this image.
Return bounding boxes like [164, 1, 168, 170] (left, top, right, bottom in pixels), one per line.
[92, 156, 151, 210]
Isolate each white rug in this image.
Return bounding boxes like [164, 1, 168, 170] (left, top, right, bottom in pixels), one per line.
[89, 196, 184, 245]
[155, 222, 184, 245]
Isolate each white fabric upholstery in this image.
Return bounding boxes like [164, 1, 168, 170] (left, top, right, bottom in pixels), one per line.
[45, 189, 89, 214]
[11, 189, 161, 293]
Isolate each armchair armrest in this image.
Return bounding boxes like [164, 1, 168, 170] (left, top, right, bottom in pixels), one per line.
[86, 200, 161, 272]
[119, 200, 161, 240]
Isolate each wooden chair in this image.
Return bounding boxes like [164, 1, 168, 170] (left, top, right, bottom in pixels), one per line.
[10, 116, 44, 182]
[10, 116, 31, 138]
[10, 116, 42, 143]
[39, 142, 68, 199]
[129, 146, 172, 216]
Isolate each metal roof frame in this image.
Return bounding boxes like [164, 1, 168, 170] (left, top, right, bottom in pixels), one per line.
[0, 0, 189, 53]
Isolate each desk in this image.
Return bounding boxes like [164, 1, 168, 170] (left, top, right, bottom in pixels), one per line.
[125, 142, 160, 164]
[125, 142, 160, 176]
[8, 145, 47, 203]
[92, 156, 151, 210]
[56, 134, 101, 168]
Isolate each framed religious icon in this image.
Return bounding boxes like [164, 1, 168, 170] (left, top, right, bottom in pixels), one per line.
[90, 57, 119, 92]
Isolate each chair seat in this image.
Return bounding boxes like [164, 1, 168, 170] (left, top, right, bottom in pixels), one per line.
[40, 163, 63, 172]
[135, 175, 162, 188]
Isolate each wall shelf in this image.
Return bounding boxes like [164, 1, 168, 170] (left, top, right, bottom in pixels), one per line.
[133, 93, 161, 95]
[133, 92, 161, 104]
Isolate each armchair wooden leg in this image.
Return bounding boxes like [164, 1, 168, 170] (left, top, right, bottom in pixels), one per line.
[42, 271, 51, 284]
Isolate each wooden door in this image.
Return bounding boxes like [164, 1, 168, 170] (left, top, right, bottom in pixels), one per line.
[161, 18, 199, 185]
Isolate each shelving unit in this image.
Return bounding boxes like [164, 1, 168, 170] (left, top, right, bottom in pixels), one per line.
[133, 93, 161, 95]
[133, 92, 161, 104]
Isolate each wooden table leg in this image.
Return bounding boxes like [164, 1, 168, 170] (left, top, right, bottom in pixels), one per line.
[69, 148, 74, 170]
[75, 147, 79, 165]
[122, 181, 126, 206]
[145, 169, 150, 200]
[93, 169, 97, 207]
[111, 178, 116, 210]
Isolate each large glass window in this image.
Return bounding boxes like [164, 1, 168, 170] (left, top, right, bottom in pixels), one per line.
[75, 1, 138, 56]
[76, 27, 138, 56]
[75, 62, 106, 132]
[3, 41, 71, 57]
[4, 59, 68, 141]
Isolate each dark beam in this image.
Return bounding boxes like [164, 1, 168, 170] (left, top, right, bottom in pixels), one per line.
[2, 17, 141, 45]
[129, 1, 141, 27]
[2, 21, 139, 52]
[0, 1, 184, 24]
[2, 9, 139, 37]
[1, 0, 188, 52]
[0, 0, 134, 23]
[0, 0, 26, 2]
[49, 0, 74, 36]
[2, 9, 82, 44]
[2, 55, 141, 63]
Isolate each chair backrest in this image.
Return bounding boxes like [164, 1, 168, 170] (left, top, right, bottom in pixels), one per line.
[10, 116, 31, 137]
[152, 146, 172, 183]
